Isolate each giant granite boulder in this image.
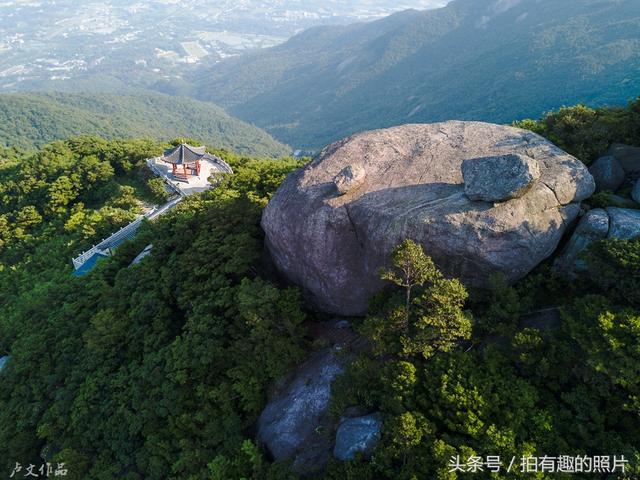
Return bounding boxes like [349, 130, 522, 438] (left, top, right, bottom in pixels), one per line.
[262, 121, 595, 316]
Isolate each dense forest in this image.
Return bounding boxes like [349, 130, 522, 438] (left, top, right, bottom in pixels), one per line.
[0, 98, 639, 479]
[0, 92, 291, 158]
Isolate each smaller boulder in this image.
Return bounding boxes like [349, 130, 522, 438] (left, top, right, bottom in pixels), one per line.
[632, 179, 640, 204]
[608, 143, 640, 177]
[606, 207, 640, 240]
[462, 153, 540, 202]
[556, 207, 640, 276]
[257, 348, 345, 473]
[334, 165, 366, 195]
[333, 414, 382, 461]
[0, 356, 9, 374]
[554, 209, 609, 274]
[588, 156, 626, 192]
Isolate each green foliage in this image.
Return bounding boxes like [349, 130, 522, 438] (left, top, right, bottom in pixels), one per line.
[587, 191, 639, 209]
[380, 239, 441, 325]
[0, 139, 306, 479]
[330, 236, 640, 479]
[582, 238, 640, 307]
[0, 92, 291, 158]
[3, 99, 640, 479]
[362, 240, 472, 360]
[0, 136, 163, 276]
[146, 177, 170, 203]
[514, 98, 640, 164]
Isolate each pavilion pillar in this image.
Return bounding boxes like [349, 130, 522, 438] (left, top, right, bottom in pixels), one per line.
[184, 164, 187, 179]
[172, 164, 176, 176]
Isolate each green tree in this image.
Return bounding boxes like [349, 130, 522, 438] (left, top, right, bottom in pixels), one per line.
[365, 240, 472, 360]
[380, 239, 440, 328]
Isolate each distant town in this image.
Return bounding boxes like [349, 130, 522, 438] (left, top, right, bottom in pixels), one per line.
[0, 0, 446, 91]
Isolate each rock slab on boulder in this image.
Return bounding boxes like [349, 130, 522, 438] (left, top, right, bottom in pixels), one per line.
[462, 153, 540, 202]
[334, 165, 366, 195]
[589, 155, 626, 192]
[257, 348, 345, 473]
[333, 414, 382, 461]
[262, 121, 595, 316]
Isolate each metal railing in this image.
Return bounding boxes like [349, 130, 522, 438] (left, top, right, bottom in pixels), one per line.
[146, 157, 186, 197]
[72, 216, 144, 270]
[72, 155, 196, 271]
[72, 197, 184, 270]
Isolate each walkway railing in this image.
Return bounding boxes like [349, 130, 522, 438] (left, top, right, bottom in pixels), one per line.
[72, 216, 144, 270]
[72, 197, 184, 271]
[72, 153, 205, 272]
[146, 157, 186, 197]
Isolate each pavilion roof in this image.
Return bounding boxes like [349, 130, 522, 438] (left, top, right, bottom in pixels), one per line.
[162, 143, 207, 165]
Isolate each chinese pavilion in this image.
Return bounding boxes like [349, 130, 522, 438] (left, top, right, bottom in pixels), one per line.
[161, 143, 233, 180]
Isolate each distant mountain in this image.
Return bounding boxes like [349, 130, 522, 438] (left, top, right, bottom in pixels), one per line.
[0, 92, 291, 157]
[194, 0, 640, 149]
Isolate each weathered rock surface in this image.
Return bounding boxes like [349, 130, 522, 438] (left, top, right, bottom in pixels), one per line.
[555, 207, 640, 273]
[334, 165, 366, 195]
[554, 209, 609, 273]
[606, 207, 640, 239]
[333, 414, 382, 461]
[632, 179, 640, 205]
[589, 155, 626, 192]
[462, 153, 540, 202]
[0, 356, 9, 374]
[257, 348, 345, 473]
[608, 143, 640, 177]
[262, 122, 595, 315]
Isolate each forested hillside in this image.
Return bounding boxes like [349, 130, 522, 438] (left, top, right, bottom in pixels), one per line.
[0, 138, 307, 478]
[0, 92, 291, 158]
[0, 99, 639, 478]
[194, 0, 640, 148]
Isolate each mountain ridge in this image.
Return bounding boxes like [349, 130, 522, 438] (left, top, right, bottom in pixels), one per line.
[194, 0, 640, 149]
[0, 91, 291, 158]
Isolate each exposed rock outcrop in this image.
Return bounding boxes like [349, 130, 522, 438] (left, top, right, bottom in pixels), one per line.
[462, 153, 540, 202]
[632, 179, 640, 204]
[0, 356, 9, 374]
[607, 207, 640, 239]
[333, 414, 382, 461]
[257, 348, 345, 473]
[608, 143, 640, 178]
[555, 207, 640, 273]
[554, 209, 609, 273]
[262, 121, 595, 315]
[589, 155, 626, 192]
